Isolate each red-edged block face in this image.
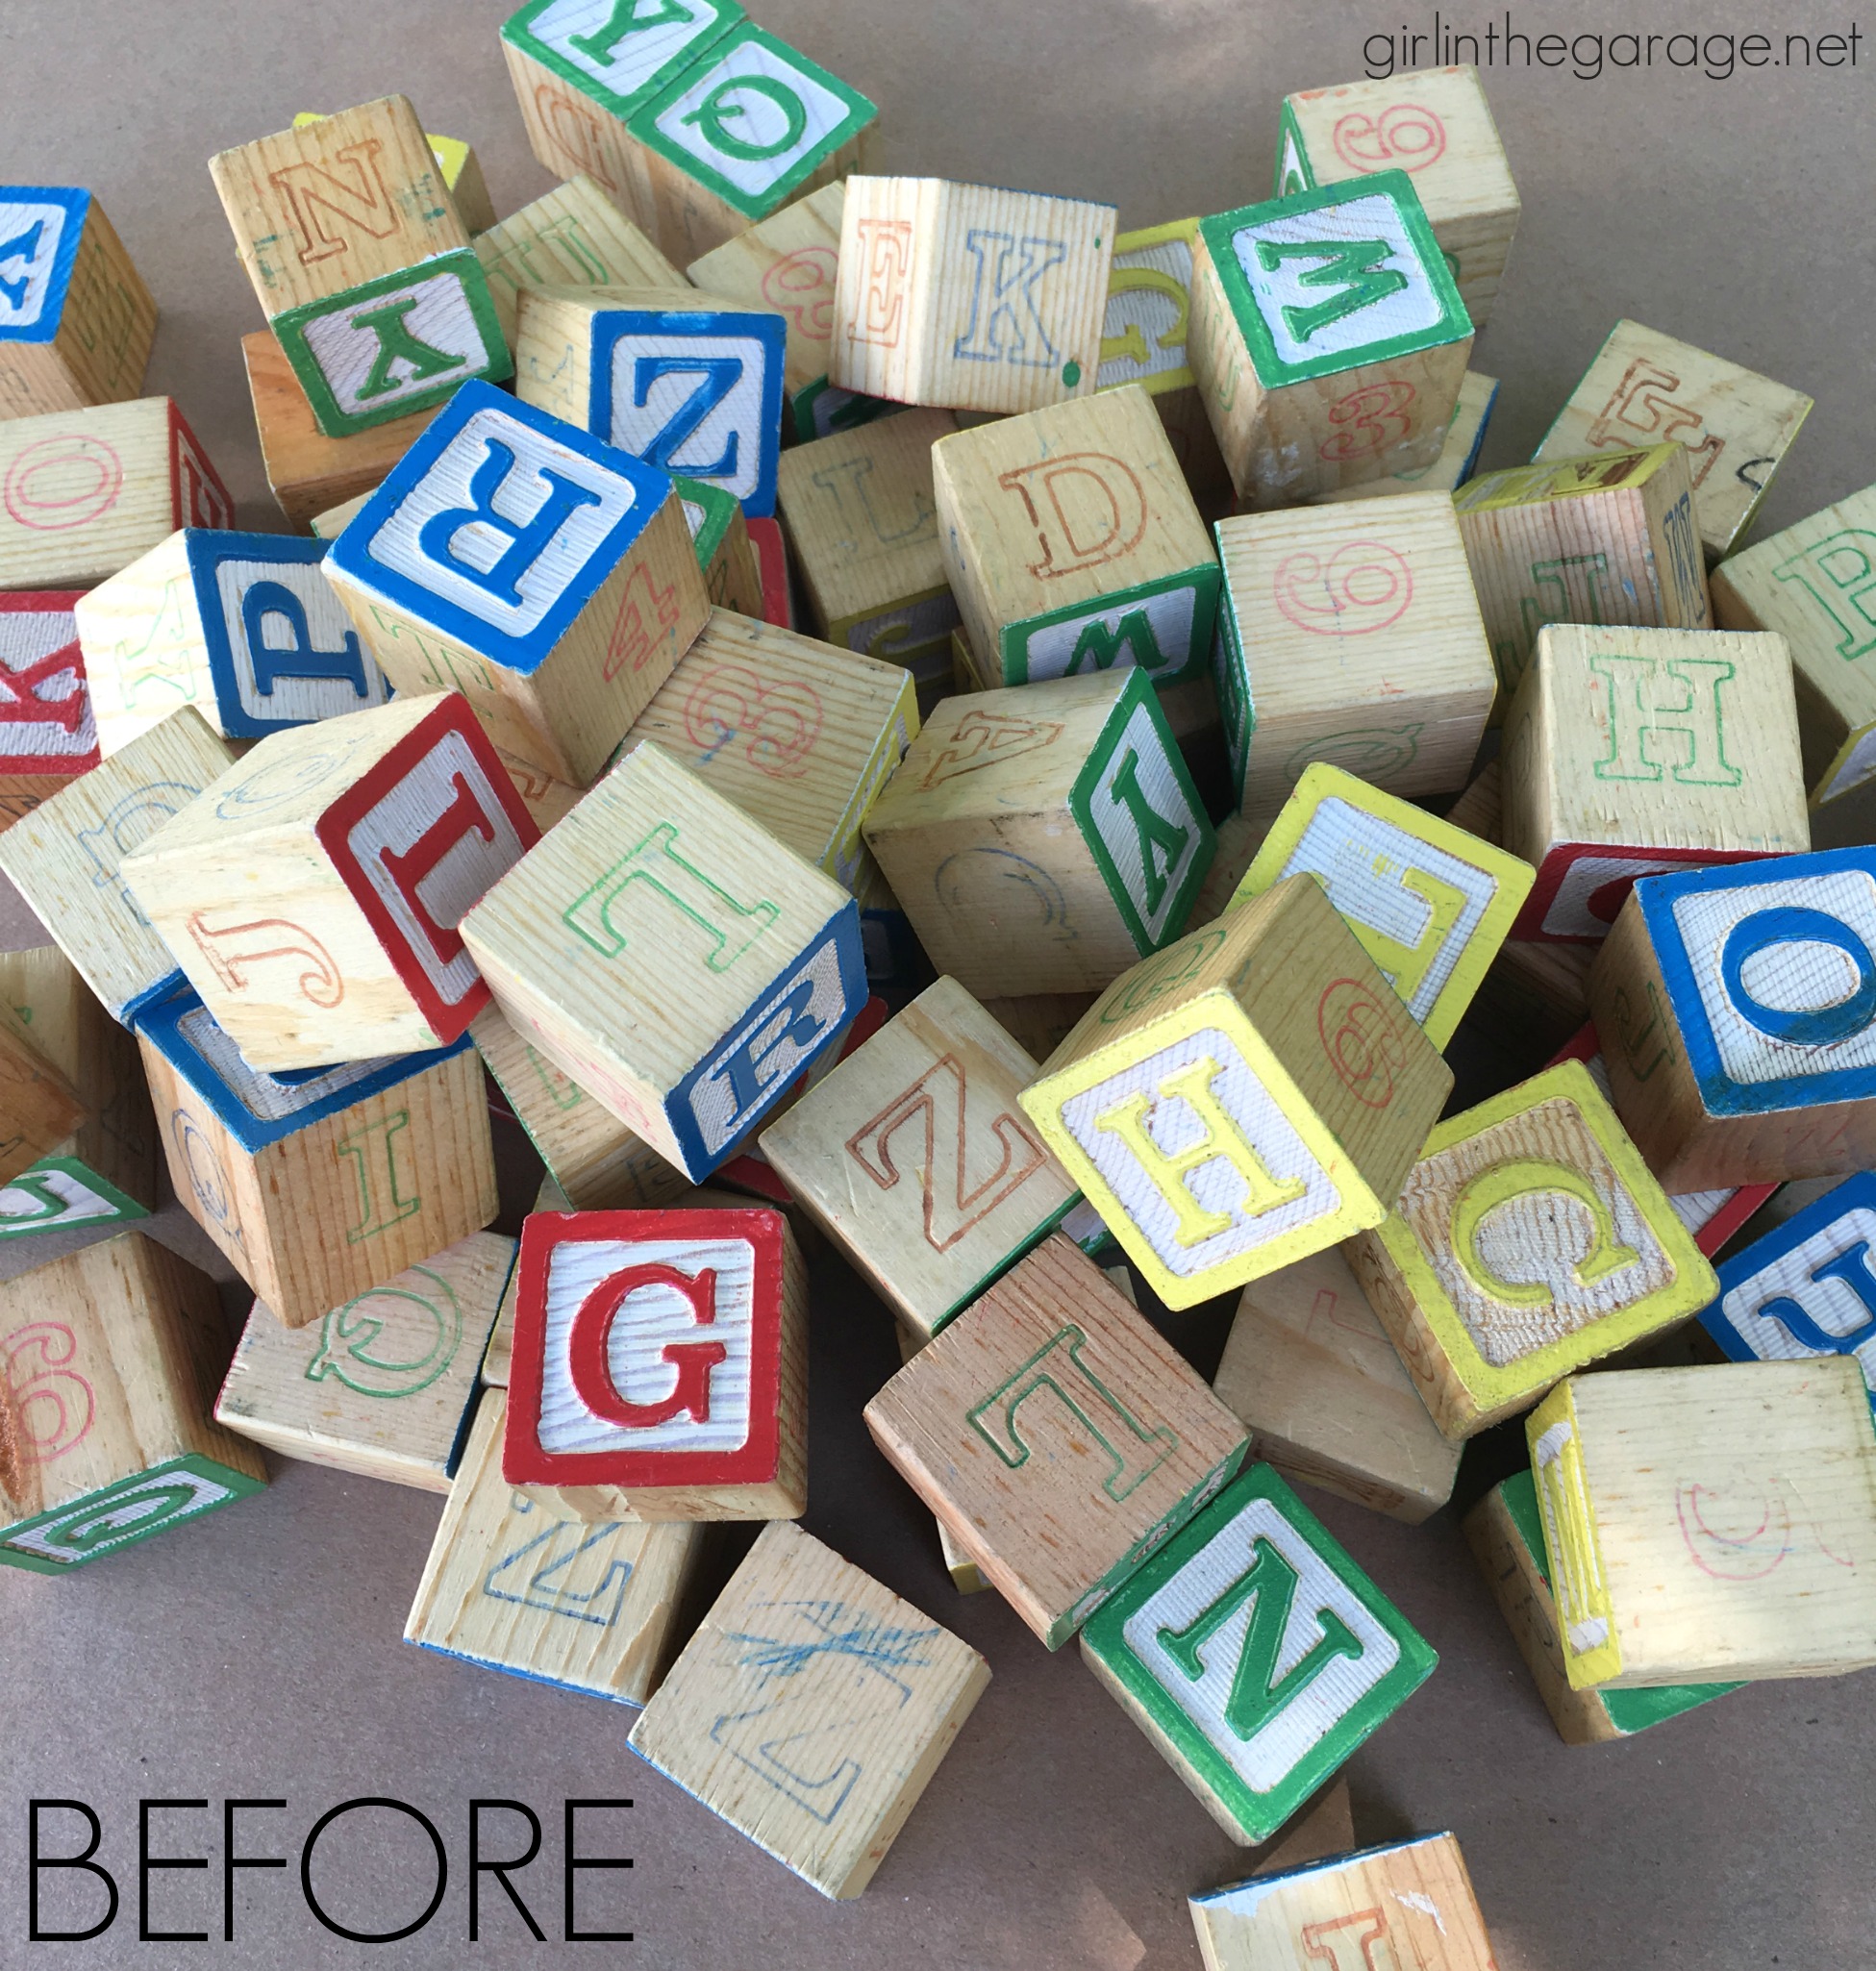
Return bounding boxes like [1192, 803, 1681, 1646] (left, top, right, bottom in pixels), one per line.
[1514, 842, 1771, 943]
[745, 515, 792, 629]
[0, 592, 98, 778]
[314, 697, 539, 1042]
[167, 402, 234, 531]
[504, 1208, 785, 1489]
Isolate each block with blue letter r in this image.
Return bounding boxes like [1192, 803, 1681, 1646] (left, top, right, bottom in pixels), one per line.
[323, 380, 710, 788]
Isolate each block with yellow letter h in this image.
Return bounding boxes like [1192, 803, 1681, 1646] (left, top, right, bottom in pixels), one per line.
[1343, 1060, 1717, 1440]
[1019, 874, 1453, 1311]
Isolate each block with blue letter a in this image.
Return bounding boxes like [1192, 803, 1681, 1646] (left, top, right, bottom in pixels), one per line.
[462, 737, 867, 1180]
[1081, 1461, 1436, 1843]
[1588, 847, 1876, 1192]
[515, 284, 787, 514]
[324, 381, 710, 787]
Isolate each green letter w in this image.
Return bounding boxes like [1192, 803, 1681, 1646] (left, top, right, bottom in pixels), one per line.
[1255, 237, 1406, 344]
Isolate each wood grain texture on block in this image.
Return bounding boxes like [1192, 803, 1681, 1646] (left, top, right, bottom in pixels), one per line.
[1080, 1462, 1436, 1844]
[1192, 811, 1269, 929]
[325, 379, 710, 787]
[1528, 1358, 1876, 1685]
[0, 590, 100, 828]
[1213, 491, 1497, 817]
[137, 984, 496, 1329]
[482, 1172, 570, 1388]
[478, 173, 684, 346]
[864, 1234, 1249, 1648]
[288, 112, 498, 237]
[0, 187, 158, 419]
[629, 1519, 988, 1898]
[892, 1321, 988, 1592]
[1311, 367, 1497, 503]
[675, 475, 763, 619]
[1020, 875, 1453, 1310]
[0, 397, 232, 590]
[1499, 622, 1809, 941]
[863, 668, 1213, 998]
[0, 1232, 265, 1573]
[215, 1231, 513, 1490]
[833, 176, 1114, 415]
[0, 994, 86, 1186]
[688, 180, 847, 403]
[981, 991, 1099, 1066]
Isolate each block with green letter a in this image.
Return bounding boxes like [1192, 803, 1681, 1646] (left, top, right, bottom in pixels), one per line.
[1080, 1461, 1436, 1843]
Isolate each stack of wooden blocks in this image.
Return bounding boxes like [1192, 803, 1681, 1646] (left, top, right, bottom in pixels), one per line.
[1, 14, 1872, 1952]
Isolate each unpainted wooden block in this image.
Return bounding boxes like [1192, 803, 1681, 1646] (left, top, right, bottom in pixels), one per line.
[1311, 367, 1496, 503]
[0, 590, 99, 827]
[891, 1321, 988, 1593]
[0, 993, 86, 1186]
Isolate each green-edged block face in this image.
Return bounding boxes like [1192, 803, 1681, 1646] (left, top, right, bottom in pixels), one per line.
[1199, 172, 1468, 390]
[999, 563, 1221, 691]
[629, 21, 876, 221]
[0, 1454, 264, 1575]
[1069, 669, 1214, 957]
[0, 1157, 149, 1241]
[1274, 100, 1314, 199]
[1498, 1469, 1740, 1734]
[274, 248, 514, 439]
[790, 374, 895, 444]
[1209, 604, 1255, 795]
[674, 473, 738, 567]
[502, 0, 744, 122]
[1082, 1462, 1436, 1842]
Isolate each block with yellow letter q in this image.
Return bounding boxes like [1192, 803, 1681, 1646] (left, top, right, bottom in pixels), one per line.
[1342, 1060, 1717, 1440]
[1212, 492, 1497, 819]
[1230, 762, 1534, 1047]
[502, 1204, 807, 1519]
[931, 385, 1219, 692]
[1528, 1358, 1876, 1687]
[462, 738, 867, 1182]
[322, 381, 710, 788]
[1079, 1462, 1436, 1843]
[1187, 174, 1472, 507]
[1019, 874, 1453, 1312]
[1311, 367, 1498, 504]
[0, 1233, 266, 1576]
[862, 669, 1213, 999]
[1499, 623, 1808, 943]
[209, 97, 510, 438]
[833, 177, 1115, 417]
[863, 1234, 1249, 1648]
[0, 591, 99, 829]
[134, 983, 497, 1329]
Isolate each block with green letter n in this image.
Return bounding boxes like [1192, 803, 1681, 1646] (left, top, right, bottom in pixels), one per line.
[1080, 1462, 1436, 1843]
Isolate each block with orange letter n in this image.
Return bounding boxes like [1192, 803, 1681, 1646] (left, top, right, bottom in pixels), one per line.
[504, 1205, 807, 1520]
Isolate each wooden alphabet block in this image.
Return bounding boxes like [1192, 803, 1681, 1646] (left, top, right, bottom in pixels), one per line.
[1463, 1466, 1739, 1745]
[482, 1173, 570, 1389]
[290, 112, 498, 237]
[121, 692, 538, 1067]
[1277, 63, 1521, 327]
[1452, 441, 1711, 698]
[0, 707, 238, 1024]
[892, 1324, 987, 1591]
[503, 1204, 806, 1518]
[1233, 761, 1535, 1045]
[863, 669, 1213, 997]
[1311, 366, 1496, 503]
[209, 97, 511, 437]
[136, 983, 496, 1328]
[0, 397, 233, 590]
[1188, 175, 1472, 506]
[405, 1385, 704, 1701]
[324, 379, 710, 787]
[980, 990, 1099, 1065]
[309, 491, 371, 540]
[761, 976, 1079, 1340]
[864, 1234, 1249, 1647]
[0, 590, 99, 826]
[0, 995, 86, 1186]
[676, 476, 763, 617]
[1192, 810, 1268, 929]
[933, 386, 1219, 692]
[745, 512, 791, 627]
[1710, 480, 1876, 808]
[624, 607, 915, 892]
[515, 286, 787, 515]
[0, 187, 157, 418]
[1529, 1358, 1876, 1685]
[1213, 1244, 1460, 1524]
[629, 1518, 988, 1896]
[464, 739, 865, 1178]
[1189, 1830, 1496, 1968]
[0, 1232, 265, 1574]
[833, 177, 1115, 416]
[215, 1230, 513, 1490]
[1344, 1060, 1716, 1439]
[1021, 875, 1452, 1310]
[1081, 1463, 1436, 1843]
[1213, 492, 1497, 818]
[1535, 321, 1813, 561]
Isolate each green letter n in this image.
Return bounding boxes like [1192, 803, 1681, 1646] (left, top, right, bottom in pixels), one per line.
[1255, 237, 1406, 345]
[1107, 748, 1189, 918]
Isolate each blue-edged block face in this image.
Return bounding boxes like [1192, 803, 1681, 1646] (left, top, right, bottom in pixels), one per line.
[1639, 848, 1876, 1116]
[591, 305, 787, 517]
[1702, 1170, 1876, 1414]
[327, 380, 678, 676]
[0, 188, 88, 341]
[181, 532, 390, 737]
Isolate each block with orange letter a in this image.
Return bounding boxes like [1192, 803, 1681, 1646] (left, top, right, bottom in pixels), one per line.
[503, 1205, 808, 1519]
[121, 693, 539, 1070]
[1018, 875, 1452, 1311]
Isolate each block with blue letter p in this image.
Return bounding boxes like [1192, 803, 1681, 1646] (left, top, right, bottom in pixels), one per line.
[324, 381, 710, 788]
